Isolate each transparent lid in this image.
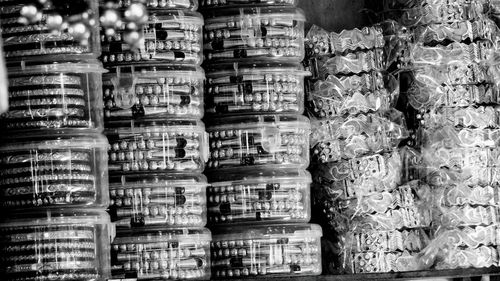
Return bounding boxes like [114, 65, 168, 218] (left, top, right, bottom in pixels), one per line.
[206, 62, 310, 77]
[106, 118, 206, 134]
[114, 227, 211, 243]
[212, 223, 322, 240]
[207, 114, 310, 130]
[109, 173, 207, 190]
[0, 208, 111, 226]
[0, 130, 109, 151]
[105, 63, 205, 79]
[6, 59, 106, 75]
[208, 168, 311, 184]
[204, 6, 306, 25]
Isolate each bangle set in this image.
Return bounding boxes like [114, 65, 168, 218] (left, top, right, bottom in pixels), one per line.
[413, 18, 497, 44]
[200, 0, 297, 8]
[322, 49, 386, 75]
[419, 106, 500, 129]
[434, 246, 499, 269]
[345, 251, 421, 273]
[398, 2, 486, 26]
[117, 0, 196, 9]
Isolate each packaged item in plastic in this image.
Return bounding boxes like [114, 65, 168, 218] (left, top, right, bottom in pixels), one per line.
[397, 2, 487, 27]
[200, 0, 297, 8]
[114, 0, 198, 10]
[0, 0, 100, 60]
[106, 118, 208, 173]
[203, 7, 305, 63]
[411, 41, 498, 66]
[0, 209, 113, 281]
[205, 62, 309, 116]
[207, 168, 311, 225]
[109, 173, 207, 229]
[320, 49, 386, 75]
[211, 224, 322, 278]
[413, 18, 498, 44]
[330, 26, 385, 54]
[101, 10, 204, 66]
[0, 131, 109, 209]
[103, 64, 204, 120]
[206, 114, 310, 170]
[1, 60, 106, 132]
[344, 251, 423, 273]
[345, 228, 430, 253]
[111, 228, 211, 280]
[419, 106, 500, 129]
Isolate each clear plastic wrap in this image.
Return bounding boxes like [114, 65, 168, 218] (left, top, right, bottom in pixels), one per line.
[113, 0, 198, 10]
[310, 112, 409, 163]
[0, 209, 113, 281]
[101, 10, 204, 66]
[211, 224, 322, 278]
[410, 41, 498, 66]
[203, 7, 305, 63]
[206, 114, 310, 170]
[419, 106, 500, 129]
[205, 62, 309, 116]
[412, 18, 498, 44]
[0, 0, 100, 61]
[111, 228, 211, 280]
[105, 119, 208, 173]
[1, 60, 106, 132]
[103, 64, 204, 120]
[0, 131, 109, 209]
[109, 174, 207, 229]
[320, 49, 386, 75]
[200, 0, 297, 9]
[207, 169, 311, 225]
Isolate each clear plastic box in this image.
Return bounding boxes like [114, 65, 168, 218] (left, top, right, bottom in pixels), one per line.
[109, 173, 207, 229]
[206, 114, 310, 170]
[106, 118, 208, 173]
[114, 0, 198, 10]
[103, 64, 205, 120]
[0, 0, 100, 61]
[1, 59, 106, 132]
[203, 7, 305, 63]
[211, 224, 322, 278]
[207, 169, 311, 225]
[205, 62, 309, 116]
[111, 228, 211, 280]
[0, 131, 109, 209]
[200, 0, 298, 8]
[101, 10, 204, 66]
[0, 209, 113, 281]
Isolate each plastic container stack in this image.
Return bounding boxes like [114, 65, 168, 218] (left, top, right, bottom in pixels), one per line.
[384, 0, 500, 271]
[99, 1, 212, 280]
[0, 0, 113, 280]
[200, 0, 322, 279]
[304, 24, 429, 274]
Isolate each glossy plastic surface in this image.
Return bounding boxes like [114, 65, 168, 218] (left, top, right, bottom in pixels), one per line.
[207, 169, 311, 225]
[109, 173, 207, 228]
[103, 64, 205, 120]
[200, 0, 297, 9]
[0, 132, 109, 209]
[101, 10, 204, 66]
[106, 118, 208, 173]
[111, 228, 211, 280]
[207, 114, 310, 170]
[1, 60, 106, 132]
[0, 209, 113, 281]
[114, 0, 198, 10]
[205, 62, 309, 116]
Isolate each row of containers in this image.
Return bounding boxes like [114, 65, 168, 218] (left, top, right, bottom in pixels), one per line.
[0, 0, 325, 281]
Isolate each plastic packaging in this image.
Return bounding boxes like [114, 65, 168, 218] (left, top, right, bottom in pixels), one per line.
[0, 0, 100, 61]
[111, 228, 211, 280]
[203, 7, 305, 63]
[207, 169, 311, 225]
[114, 0, 198, 10]
[1, 60, 106, 131]
[109, 173, 207, 229]
[105, 118, 208, 173]
[0, 131, 109, 209]
[103, 64, 205, 120]
[211, 224, 322, 278]
[397, 2, 486, 26]
[206, 114, 310, 170]
[205, 62, 309, 116]
[0, 209, 113, 281]
[101, 10, 204, 66]
[413, 18, 497, 44]
[200, 0, 297, 9]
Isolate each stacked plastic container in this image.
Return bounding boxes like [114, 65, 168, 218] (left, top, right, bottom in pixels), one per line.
[304, 24, 433, 274]
[200, 0, 323, 279]
[0, 0, 113, 280]
[99, 1, 212, 280]
[384, 0, 500, 271]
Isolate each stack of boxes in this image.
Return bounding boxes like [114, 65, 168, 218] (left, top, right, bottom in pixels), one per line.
[0, 0, 113, 280]
[386, 0, 500, 270]
[200, 0, 323, 278]
[305, 24, 432, 273]
[99, 0, 212, 280]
